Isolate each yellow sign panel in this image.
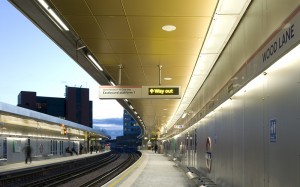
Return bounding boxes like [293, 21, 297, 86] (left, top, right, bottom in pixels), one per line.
[143, 86, 181, 99]
[148, 87, 179, 95]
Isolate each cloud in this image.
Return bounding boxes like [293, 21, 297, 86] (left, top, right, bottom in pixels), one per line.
[93, 118, 123, 139]
[93, 118, 122, 124]
[94, 124, 123, 131]
[60, 80, 67, 85]
[92, 99, 124, 119]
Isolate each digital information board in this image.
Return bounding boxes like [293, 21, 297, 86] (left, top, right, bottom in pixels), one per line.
[99, 86, 181, 99]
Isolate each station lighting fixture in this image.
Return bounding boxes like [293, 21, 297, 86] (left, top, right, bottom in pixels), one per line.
[125, 102, 144, 130]
[162, 25, 176, 32]
[110, 80, 116, 86]
[165, 0, 252, 131]
[37, 0, 69, 31]
[129, 104, 134, 110]
[87, 53, 103, 71]
[181, 112, 187, 119]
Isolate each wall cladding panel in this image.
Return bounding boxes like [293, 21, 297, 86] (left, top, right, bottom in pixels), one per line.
[266, 55, 300, 186]
[165, 0, 300, 186]
[230, 96, 245, 187]
[243, 76, 265, 187]
[266, 0, 299, 35]
[215, 104, 234, 186]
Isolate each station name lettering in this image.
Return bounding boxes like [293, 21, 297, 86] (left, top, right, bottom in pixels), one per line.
[262, 24, 295, 63]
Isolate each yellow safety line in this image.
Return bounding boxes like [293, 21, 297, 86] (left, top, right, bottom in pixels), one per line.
[108, 154, 145, 187]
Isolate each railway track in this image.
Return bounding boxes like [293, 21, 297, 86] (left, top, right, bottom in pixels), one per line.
[79, 153, 139, 187]
[20, 152, 140, 187]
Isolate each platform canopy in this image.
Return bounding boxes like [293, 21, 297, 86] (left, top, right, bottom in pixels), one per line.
[9, 0, 250, 138]
[0, 102, 110, 140]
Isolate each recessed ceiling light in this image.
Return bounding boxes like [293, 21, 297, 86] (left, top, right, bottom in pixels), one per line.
[162, 25, 176, 32]
[164, 77, 172, 80]
[163, 109, 168, 110]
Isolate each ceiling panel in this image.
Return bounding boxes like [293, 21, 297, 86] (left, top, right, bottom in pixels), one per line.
[65, 16, 105, 38]
[139, 54, 197, 67]
[109, 40, 137, 53]
[160, 55, 198, 66]
[123, 0, 218, 16]
[116, 54, 141, 67]
[128, 17, 211, 38]
[18, 0, 219, 137]
[135, 39, 201, 54]
[163, 67, 194, 77]
[95, 54, 118, 66]
[96, 16, 132, 39]
[85, 0, 125, 16]
[84, 39, 113, 53]
[123, 67, 147, 84]
[51, 0, 91, 15]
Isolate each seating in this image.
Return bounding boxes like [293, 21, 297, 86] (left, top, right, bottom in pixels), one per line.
[32, 154, 55, 161]
[0, 158, 7, 166]
[186, 167, 217, 186]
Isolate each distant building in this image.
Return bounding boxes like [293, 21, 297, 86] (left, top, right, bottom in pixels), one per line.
[17, 86, 93, 128]
[109, 110, 141, 152]
[123, 110, 141, 136]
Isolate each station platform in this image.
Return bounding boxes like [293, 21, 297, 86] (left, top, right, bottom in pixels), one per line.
[104, 150, 196, 187]
[0, 151, 109, 175]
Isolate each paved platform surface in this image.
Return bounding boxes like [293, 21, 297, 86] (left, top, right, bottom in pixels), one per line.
[104, 150, 196, 187]
[0, 151, 108, 174]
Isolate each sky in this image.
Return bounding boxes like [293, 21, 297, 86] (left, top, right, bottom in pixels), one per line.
[0, 1, 124, 139]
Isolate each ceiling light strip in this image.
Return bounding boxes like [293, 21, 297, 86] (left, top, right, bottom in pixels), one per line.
[165, 0, 252, 131]
[37, 0, 69, 31]
[87, 53, 103, 71]
[110, 80, 116, 86]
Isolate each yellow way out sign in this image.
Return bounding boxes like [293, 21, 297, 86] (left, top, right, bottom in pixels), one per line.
[148, 87, 179, 95]
[99, 86, 181, 99]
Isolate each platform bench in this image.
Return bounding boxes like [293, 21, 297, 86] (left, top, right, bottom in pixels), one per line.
[186, 167, 217, 187]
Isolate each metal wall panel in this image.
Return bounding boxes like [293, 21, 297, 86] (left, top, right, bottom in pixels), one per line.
[243, 78, 265, 187]
[167, 0, 300, 186]
[265, 0, 299, 35]
[183, 51, 299, 186]
[265, 57, 299, 186]
[231, 97, 245, 187]
[214, 104, 234, 186]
